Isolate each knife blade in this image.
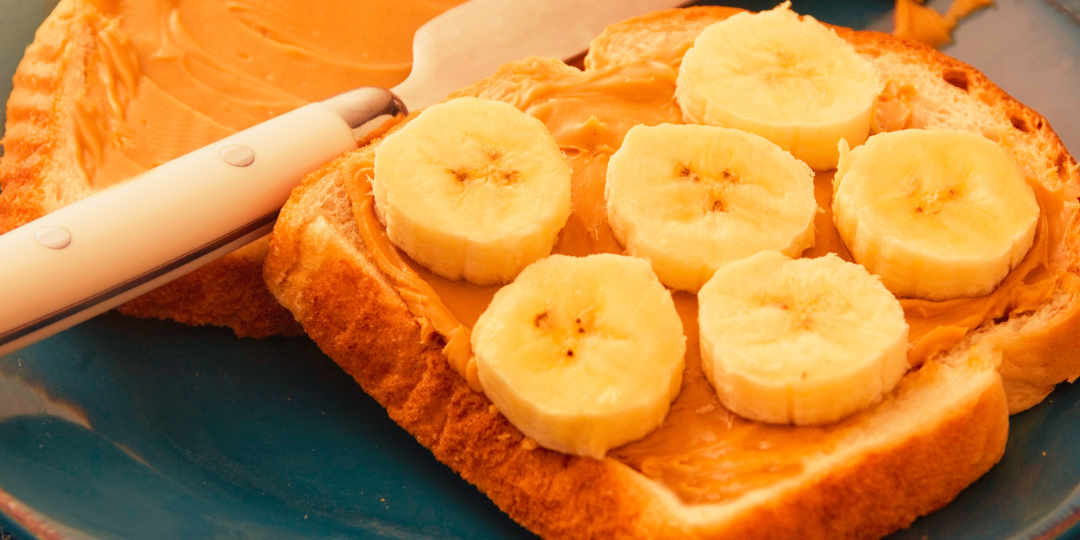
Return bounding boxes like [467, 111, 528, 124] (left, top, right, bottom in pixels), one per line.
[0, 0, 691, 356]
[395, 0, 692, 109]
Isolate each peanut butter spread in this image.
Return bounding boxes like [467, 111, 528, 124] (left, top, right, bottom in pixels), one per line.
[893, 0, 993, 48]
[72, 0, 463, 189]
[340, 54, 1077, 506]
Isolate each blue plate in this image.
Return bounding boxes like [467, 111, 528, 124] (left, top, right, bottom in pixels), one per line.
[2, 1, 1080, 539]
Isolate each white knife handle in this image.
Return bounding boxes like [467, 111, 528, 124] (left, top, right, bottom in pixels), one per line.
[0, 87, 405, 355]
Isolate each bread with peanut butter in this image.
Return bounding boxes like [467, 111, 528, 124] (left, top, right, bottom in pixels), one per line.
[0, 0, 462, 337]
[262, 5, 1080, 540]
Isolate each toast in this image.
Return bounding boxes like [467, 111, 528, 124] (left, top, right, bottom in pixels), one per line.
[263, 6, 1080, 539]
[0, 0, 460, 338]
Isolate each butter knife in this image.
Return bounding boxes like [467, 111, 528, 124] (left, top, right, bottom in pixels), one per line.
[0, 0, 690, 355]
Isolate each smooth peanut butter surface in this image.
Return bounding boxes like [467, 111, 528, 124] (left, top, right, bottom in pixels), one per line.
[345, 57, 1074, 505]
[74, 0, 463, 189]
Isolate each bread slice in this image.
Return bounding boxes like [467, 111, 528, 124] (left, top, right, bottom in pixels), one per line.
[0, 0, 462, 338]
[263, 6, 1079, 539]
[0, 0, 303, 337]
[0, 0, 305, 338]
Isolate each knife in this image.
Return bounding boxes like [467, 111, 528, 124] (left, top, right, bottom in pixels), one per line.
[0, 0, 691, 356]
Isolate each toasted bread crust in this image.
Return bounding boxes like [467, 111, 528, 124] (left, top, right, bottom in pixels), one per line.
[0, 0, 78, 229]
[115, 239, 303, 337]
[0, 0, 302, 338]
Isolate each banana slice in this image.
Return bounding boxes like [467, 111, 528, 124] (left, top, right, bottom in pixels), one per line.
[675, 3, 883, 170]
[833, 129, 1040, 301]
[372, 97, 572, 285]
[605, 123, 816, 292]
[698, 251, 909, 425]
[472, 254, 685, 459]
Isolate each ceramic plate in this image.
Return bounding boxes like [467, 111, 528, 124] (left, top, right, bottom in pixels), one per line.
[2, 1, 1080, 539]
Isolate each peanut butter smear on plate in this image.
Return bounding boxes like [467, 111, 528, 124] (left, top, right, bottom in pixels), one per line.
[893, 0, 994, 48]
